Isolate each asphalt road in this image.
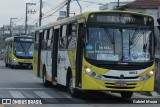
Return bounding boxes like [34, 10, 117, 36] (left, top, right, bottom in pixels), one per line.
[0, 60, 159, 107]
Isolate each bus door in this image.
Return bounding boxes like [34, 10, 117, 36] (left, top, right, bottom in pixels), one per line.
[37, 30, 43, 77]
[6, 41, 10, 64]
[75, 21, 85, 88]
[45, 28, 53, 78]
[33, 32, 39, 75]
[52, 26, 60, 82]
[8, 40, 12, 65]
[57, 25, 68, 85]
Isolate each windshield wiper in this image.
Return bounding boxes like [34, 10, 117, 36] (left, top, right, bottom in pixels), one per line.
[19, 43, 27, 57]
[129, 32, 131, 55]
[104, 27, 115, 54]
[130, 26, 142, 47]
[104, 27, 114, 44]
[113, 32, 115, 54]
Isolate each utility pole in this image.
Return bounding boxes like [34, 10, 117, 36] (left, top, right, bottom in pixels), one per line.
[66, 0, 71, 17]
[25, 3, 36, 34]
[10, 18, 18, 37]
[39, 0, 42, 26]
[25, 3, 28, 34]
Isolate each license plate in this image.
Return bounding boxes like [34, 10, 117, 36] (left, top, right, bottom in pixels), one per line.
[115, 82, 127, 87]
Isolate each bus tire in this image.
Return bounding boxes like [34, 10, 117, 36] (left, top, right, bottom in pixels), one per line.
[42, 66, 51, 87]
[5, 63, 8, 67]
[120, 92, 133, 98]
[10, 65, 14, 69]
[68, 74, 79, 97]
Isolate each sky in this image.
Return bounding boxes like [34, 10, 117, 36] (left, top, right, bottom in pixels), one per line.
[0, 0, 134, 27]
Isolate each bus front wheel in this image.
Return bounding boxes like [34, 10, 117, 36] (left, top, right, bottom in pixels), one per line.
[68, 75, 79, 97]
[42, 66, 51, 87]
[5, 63, 8, 67]
[120, 92, 133, 98]
[10, 65, 15, 69]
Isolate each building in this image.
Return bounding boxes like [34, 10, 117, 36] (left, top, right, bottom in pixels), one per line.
[0, 25, 10, 35]
[120, 0, 160, 26]
[99, 1, 131, 10]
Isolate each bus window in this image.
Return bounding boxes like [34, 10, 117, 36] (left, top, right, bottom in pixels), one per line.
[42, 30, 47, 50]
[46, 29, 50, 40]
[59, 25, 67, 50]
[67, 23, 77, 50]
[34, 32, 39, 51]
[47, 28, 53, 51]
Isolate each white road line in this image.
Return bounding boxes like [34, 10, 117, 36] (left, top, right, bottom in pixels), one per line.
[22, 91, 34, 98]
[9, 91, 25, 98]
[34, 91, 53, 98]
[58, 92, 72, 98]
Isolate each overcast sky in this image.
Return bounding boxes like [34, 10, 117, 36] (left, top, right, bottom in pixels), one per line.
[0, 0, 134, 27]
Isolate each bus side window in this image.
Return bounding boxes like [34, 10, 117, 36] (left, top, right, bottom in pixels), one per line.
[42, 30, 47, 50]
[47, 28, 53, 51]
[34, 32, 39, 50]
[67, 22, 77, 50]
[59, 25, 67, 50]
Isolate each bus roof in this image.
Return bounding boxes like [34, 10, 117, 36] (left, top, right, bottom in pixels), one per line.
[34, 10, 153, 32]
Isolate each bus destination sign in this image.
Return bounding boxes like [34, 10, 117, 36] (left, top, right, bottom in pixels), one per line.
[14, 38, 34, 42]
[89, 13, 153, 26]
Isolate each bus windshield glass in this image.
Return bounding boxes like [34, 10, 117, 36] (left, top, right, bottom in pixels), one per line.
[85, 26, 153, 63]
[14, 39, 34, 58]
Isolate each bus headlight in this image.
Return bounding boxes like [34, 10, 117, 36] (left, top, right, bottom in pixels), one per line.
[12, 58, 18, 65]
[84, 66, 103, 80]
[140, 70, 154, 81]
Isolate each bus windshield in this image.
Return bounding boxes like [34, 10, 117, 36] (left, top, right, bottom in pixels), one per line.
[85, 25, 153, 63]
[14, 41, 34, 58]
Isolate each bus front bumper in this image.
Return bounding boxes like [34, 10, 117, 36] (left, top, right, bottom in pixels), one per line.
[11, 59, 32, 67]
[81, 74, 154, 92]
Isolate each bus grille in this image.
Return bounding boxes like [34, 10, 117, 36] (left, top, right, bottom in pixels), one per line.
[103, 75, 139, 79]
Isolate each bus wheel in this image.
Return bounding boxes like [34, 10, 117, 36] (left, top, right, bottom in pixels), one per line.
[43, 67, 50, 87]
[5, 63, 8, 67]
[120, 92, 133, 98]
[68, 75, 79, 97]
[10, 65, 14, 69]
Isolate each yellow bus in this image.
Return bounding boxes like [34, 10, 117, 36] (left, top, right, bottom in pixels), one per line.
[33, 11, 155, 98]
[4, 36, 34, 68]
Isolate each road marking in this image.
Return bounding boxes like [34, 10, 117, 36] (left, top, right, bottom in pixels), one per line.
[0, 88, 52, 90]
[22, 91, 34, 98]
[58, 92, 72, 98]
[9, 91, 25, 98]
[34, 91, 53, 98]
